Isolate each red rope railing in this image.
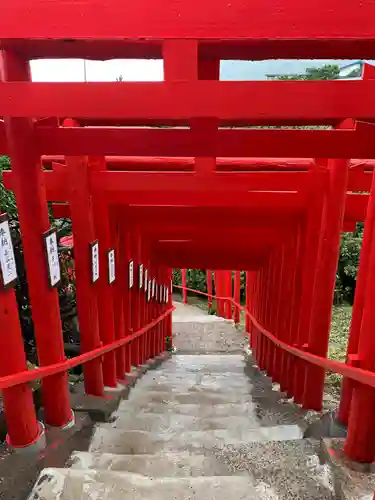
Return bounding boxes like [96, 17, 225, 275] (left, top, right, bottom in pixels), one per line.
[174, 285, 375, 391]
[0, 306, 174, 391]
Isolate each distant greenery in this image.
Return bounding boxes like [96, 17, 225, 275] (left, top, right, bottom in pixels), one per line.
[276, 64, 340, 81]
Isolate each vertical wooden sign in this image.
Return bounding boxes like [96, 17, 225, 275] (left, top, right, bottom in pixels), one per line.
[43, 228, 61, 288]
[139, 264, 144, 289]
[128, 259, 134, 289]
[0, 214, 18, 288]
[107, 248, 115, 284]
[147, 279, 152, 301]
[90, 240, 100, 283]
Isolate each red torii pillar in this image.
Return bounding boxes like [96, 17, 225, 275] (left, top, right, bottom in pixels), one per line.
[338, 64, 375, 426]
[1, 51, 73, 428]
[90, 156, 117, 388]
[181, 269, 188, 304]
[233, 271, 241, 324]
[65, 152, 104, 396]
[303, 153, 349, 410]
[345, 166, 375, 463]
[207, 270, 213, 312]
[0, 285, 42, 448]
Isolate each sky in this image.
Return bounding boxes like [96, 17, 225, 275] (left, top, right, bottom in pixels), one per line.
[30, 59, 354, 82]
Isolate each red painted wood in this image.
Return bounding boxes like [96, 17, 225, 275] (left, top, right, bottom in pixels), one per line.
[2, 0, 375, 44]
[0, 288, 40, 447]
[304, 156, 349, 410]
[0, 51, 73, 428]
[181, 269, 188, 305]
[207, 270, 213, 311]
[5, 38, 375, 62]
[233, 271, 241, 324]
[1, 81, 375, 122]
[110, 214, 126, 381]
[0, 308, 174, 391]
[89, 156, 117, 388]
[345, 166, 375, 461]
[64, 153, 104, 396]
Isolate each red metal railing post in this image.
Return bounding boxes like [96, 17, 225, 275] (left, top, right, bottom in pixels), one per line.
[0, 288, 42, 448]
[89, 156, 117, 388]
[303, 155, 349, 410]
[1, 51, 73, 426]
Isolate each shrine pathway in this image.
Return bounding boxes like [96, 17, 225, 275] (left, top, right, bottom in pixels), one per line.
[28, 302, 335, 500]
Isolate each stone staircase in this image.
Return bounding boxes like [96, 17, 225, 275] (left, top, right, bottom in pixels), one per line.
[28, 303, 336, 500]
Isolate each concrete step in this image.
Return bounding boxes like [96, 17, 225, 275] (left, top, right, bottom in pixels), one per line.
[88, 426, 303, 454]
[114, 402, 264, 418]
[127, 390, 255, 406]
[28, 468, 259, 500]
[69, 451, 236, 476]
[109, 413, 262, 432]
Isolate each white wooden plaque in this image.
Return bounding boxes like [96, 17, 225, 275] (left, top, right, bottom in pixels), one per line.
[108, 249, 115, 284]
[0, 215, 18, 288]
[128, 259, 134, 289]
[90, 240, 100, 283]
[166, 287, 169, 303]
[139, 264, 144, 289]
[44, 228, 61, 288]
[147, 279, 152, 301]
[152, 279, 156, 298]
[144, 269, 148, 292]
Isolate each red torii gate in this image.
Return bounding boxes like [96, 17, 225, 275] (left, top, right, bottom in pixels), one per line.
[1, 0, 375, 467]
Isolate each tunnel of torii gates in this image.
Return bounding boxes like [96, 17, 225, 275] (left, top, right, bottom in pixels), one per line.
[4, 19, 375, 469]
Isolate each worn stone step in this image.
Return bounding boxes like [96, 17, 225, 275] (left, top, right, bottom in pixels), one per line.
[109, 413, 262, 432]
[89, 426, 303, 454]
[28, 468, 259, 500]
[69, 451, 236, 476]
[127, 390, 255, 406]
[114, 401, 259, 418]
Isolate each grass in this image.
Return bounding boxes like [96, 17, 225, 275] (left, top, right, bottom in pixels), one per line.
[326, 304, 352, 398]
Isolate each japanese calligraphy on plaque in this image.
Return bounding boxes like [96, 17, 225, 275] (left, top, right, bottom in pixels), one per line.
[128, 259, 134, 289]
[0, 214, 18, 288]
[139, 264, 144, 289]
[90, 240, 100, 283]
[43, 228, 61, 288]
[147, 279, 152, 301]
[144, 268, 148, 292]
[108, 249, 115, 284]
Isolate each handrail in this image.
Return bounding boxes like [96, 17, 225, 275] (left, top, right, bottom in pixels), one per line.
[174, 284, 375, 391]
[0, 306, 174, 391]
